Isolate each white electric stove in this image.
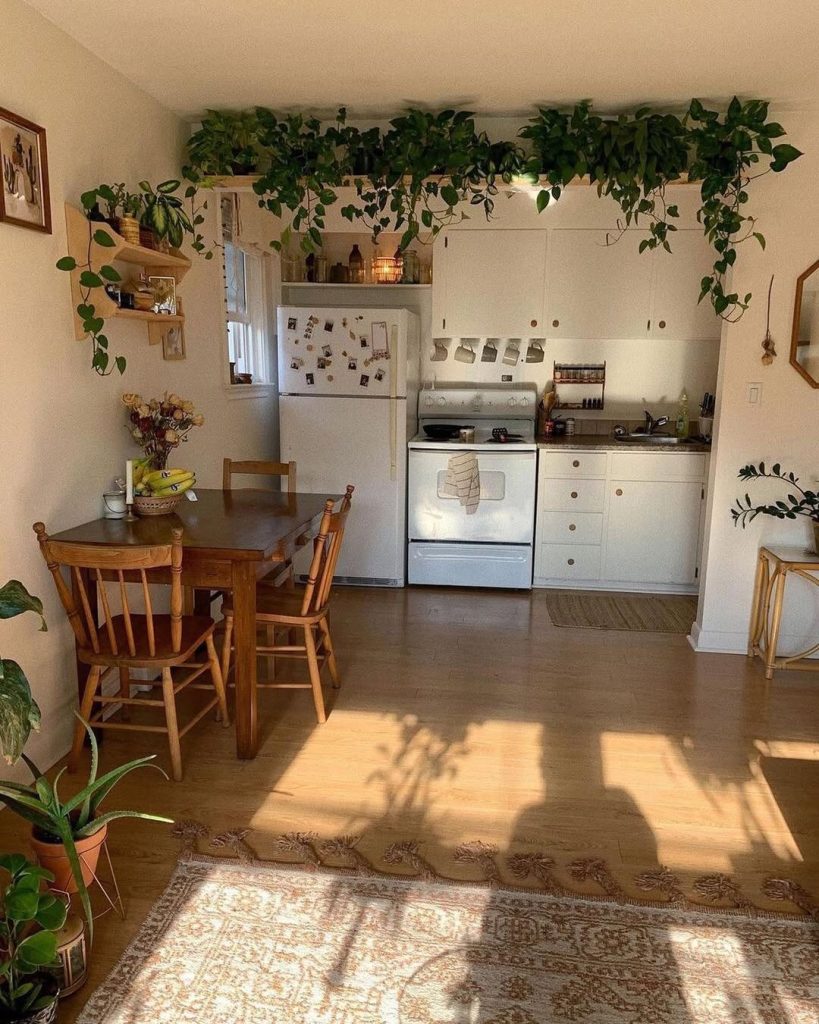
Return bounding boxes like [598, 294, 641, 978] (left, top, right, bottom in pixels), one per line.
[407, 384, 538, 589]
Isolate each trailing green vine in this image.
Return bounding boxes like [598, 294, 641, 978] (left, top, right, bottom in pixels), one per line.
[185, 98, 802, 321]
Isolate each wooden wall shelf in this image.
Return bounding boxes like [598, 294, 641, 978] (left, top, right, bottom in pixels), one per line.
[64, 203, 191, 343]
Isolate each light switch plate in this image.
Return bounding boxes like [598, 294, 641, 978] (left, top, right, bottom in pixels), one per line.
[747, 382, 762, 404]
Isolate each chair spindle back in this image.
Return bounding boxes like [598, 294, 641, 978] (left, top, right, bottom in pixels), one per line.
[223, 458, 297, 494]
[300, 485, 354, 616]
[33, 523, 184, 658]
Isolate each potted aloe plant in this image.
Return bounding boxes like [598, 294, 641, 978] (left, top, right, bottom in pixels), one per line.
[0, 721, 172, 942]
[0, 855, 66, 1024]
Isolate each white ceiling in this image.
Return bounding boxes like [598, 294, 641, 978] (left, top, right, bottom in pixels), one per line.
[26, 0, 819, 119]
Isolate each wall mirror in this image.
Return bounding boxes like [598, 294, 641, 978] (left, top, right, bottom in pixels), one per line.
[791, 258, 819, 388]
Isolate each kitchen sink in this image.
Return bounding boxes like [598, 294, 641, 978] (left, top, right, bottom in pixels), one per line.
[614, 434, 694, 445]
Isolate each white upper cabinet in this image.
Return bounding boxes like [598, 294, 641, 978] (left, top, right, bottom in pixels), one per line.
[649, 230, 722, 340]
[545, 229, 654, 339]
[433, 229, 548, 337]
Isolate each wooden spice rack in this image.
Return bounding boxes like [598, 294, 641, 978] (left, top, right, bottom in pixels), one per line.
[64, 203, 191, 345]
[553, 361, 607, 410]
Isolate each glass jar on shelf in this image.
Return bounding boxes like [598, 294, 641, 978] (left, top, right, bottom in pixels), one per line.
[401, 249, 420, 284]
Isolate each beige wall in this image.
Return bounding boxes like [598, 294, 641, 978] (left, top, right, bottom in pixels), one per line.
[0, 0, 276, 777]
[694, 105, 819, 654]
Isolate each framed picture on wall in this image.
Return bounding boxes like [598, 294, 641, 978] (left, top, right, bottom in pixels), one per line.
[161, 323, 186, 361]
[0, 108, 51, 233]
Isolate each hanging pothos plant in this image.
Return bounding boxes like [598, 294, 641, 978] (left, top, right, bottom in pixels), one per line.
[184, 98, 801, 321]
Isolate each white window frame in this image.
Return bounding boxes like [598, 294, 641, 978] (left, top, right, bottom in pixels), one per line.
[217, 198, 278, 398]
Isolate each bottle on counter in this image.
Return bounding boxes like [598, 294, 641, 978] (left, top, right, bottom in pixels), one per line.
[676, 390, 689, 438]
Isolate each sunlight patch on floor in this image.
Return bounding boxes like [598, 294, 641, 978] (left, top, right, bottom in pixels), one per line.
[600, 731, 802, 871]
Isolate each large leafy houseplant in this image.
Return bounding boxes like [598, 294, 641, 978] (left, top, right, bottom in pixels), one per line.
[0, 581, 46, 767]
[0, 721, 172, 941]
[0, 855, 66, 1023]
[732, 462, 819, 553]
[138, 179, 194, 249]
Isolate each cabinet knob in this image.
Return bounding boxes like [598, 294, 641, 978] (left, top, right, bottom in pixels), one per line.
[552, 319, 560, 328]
[567, 558, 575, 566]
[569, 523, 577, 531]
[615, 488, 623, 496]
[570, 491, 578, 499]
[658, 320, 666, 329]
[572, 459, 580, 468]
[530, 319, 538, 328]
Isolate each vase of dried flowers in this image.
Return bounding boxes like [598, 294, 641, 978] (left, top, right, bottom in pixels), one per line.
[122, 392, 204, 469]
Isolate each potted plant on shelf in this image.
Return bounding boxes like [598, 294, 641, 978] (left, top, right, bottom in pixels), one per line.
[0, 579, 46, 767]
[0, 855, 66, 1024]
[79, 184, 142, 245]
[138, 180, 193, 251]
[732, 462, 819, 554]
[0, 720, 172, 941]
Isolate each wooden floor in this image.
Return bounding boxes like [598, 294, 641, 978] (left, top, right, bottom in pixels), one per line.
[3, 585, 818, 1020]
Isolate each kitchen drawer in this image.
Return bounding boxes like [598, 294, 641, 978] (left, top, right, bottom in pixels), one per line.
[540, 477, 606, 513]
[540, 450, 608, 479]
[609, 451, 707, 482]
[538, 511, 603, 546]
[538, 543, 601, 580]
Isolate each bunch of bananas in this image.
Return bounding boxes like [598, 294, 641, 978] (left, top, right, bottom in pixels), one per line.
[134, 461, 196, 497]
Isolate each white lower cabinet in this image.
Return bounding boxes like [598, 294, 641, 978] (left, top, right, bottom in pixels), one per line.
[534, 448, 707, 593]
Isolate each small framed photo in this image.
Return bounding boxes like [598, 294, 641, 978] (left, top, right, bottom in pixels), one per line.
[360, 374, 370, 387]
[305, 373, 315, 386]
[149, 276, 177, 315]
[375, 367, 385, 382]
[348, 358, 357, 370]
[161, 324, 186, 361]
[0, 108, 51, 233]
[317, 357, 328, 370]
[321, 344, 332, 357]
[287, 316, 297, 330]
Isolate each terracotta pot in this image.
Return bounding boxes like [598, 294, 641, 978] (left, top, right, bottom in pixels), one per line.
[116, 215, 140, 245]
[813, 520, 819, 556]
[139, 226, 157, 250]
[30, 823, 108, 894]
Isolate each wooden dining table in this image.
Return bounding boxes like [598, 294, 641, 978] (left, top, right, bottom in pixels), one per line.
[49, 488, 339, 759]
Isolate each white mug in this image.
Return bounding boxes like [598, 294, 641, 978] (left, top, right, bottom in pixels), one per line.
[502, 342, 520, 366]
[526, 341, 545, 363]
[430, 341, 448, 362]
[454, 341, 476, 364]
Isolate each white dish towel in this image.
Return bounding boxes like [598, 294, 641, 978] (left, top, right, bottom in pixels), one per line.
[443, 452, 481, 515]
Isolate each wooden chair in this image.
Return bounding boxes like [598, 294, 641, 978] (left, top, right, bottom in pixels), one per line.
[220, 485, 354, 724]
[33, 522, 229, 782]
[223, 458, 298, 590]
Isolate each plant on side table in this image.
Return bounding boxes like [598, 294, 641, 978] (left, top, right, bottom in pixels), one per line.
[0, 721, 172, 943]
[0, 855, 66, 1024]
[732, 462, 819, 554]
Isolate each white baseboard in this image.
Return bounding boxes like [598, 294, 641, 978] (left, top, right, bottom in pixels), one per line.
[533, 578, 698, 595]
[689, 622, 819, 658]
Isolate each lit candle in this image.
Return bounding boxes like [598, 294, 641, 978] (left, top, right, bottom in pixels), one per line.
[125, 460, 133, 505]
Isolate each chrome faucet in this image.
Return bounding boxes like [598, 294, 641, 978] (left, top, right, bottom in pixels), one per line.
[643, 410, 670, 435]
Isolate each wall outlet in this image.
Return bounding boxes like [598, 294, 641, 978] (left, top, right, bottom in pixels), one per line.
[747, 382, 762, 405]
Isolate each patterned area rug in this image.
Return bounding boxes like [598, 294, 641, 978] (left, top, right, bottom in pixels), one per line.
[76, 826, 819, 1024]
[545, 591, 698, 633]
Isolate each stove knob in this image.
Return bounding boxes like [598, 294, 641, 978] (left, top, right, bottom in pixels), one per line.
[423, 395, 433, 406]
[507, 397, 517, 406]
[520, 397, 530, 407]
[436, 396, 445, 406]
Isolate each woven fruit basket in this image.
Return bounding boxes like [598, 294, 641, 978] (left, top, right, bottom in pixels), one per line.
[133, 494, 182, 517]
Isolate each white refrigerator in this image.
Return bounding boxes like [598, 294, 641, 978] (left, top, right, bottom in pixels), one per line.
[277, 306, 421, 586]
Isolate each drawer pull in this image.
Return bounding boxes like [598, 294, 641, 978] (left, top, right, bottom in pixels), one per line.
[570, 491, 578, 499]
[572, 459, 580, 468]
[568, 523, 576, 531]
[552, 319, 560, 328]
[615, 488, 623, 496]
[567, 558, 575, 566]
[658, 320, 666, 329]
[530, 319, 538, 328]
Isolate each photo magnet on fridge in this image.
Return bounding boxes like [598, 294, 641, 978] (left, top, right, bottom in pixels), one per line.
[322, 344, 332, 357]
[359, 335, 368, 348]
[324, 320, 334, 332]
[348, 358, 357, 370]
[360, 374, 369, 387]
[290, 358, 304, 369]
[305, 373, 315, 385]
[287, 317, 297, 330]
[371, 321, 389, 359]
[317, 357, 328, 370]
[374, 367, 385, 381]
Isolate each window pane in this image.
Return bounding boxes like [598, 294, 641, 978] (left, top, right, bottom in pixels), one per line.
[224, 241, 247, 318]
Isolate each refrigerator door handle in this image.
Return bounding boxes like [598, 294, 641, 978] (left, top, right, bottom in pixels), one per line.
[389, 323, 398, 481]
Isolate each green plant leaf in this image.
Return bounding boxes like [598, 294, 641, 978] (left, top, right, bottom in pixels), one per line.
[0, 853, 29, 879]
[100, 265, 121, 282]
[0, 660, 42, 765]
[34, 894, 67, 932]
[92, 230, 115, 247]
[79, 271, 103, 289]
[0, 580, 45, 628]
[16, 931, 58, 971]
[4, 885, 39, 922]
[55, 256, 77, 272]
[73, 808, 174, 838]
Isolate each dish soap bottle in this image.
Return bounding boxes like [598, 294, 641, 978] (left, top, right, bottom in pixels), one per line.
[675, 390, 689, 438]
